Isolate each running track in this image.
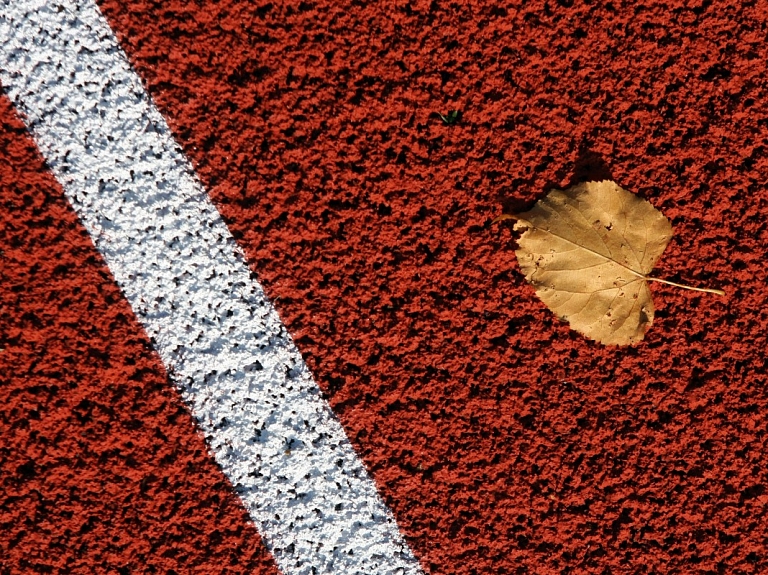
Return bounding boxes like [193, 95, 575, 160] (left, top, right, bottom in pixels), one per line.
[2, 1, 768, 574]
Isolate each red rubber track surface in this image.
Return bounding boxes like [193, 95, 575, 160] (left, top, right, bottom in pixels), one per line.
[0, 95, 279, 575]
[97, 0, 768, 573]
[4, 0, 768, 573]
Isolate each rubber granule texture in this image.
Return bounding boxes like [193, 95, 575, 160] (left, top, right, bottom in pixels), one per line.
[0, 94, 279, 575]
[44, 0, 768, 573]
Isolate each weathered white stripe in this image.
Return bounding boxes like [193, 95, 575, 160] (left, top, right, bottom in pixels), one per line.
[0, 2, 422, 573]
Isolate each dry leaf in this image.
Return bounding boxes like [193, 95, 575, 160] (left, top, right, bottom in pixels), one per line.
[497, 180, 720, 346]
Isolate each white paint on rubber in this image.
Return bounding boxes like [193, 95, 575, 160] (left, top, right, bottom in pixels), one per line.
[0, 2, 422, 574]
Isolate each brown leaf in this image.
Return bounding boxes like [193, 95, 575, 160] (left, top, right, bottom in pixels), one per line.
[509, 180, 673, 346]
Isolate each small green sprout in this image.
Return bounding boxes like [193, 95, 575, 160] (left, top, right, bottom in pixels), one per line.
[438, 110, 461, 125]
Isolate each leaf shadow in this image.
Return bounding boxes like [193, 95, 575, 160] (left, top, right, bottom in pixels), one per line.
[544, 145, 615, 192]
[498, 145, 615, 216]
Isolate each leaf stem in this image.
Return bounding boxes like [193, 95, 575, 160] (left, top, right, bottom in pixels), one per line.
[646, 276, 725, 296]
[494, 212, 726, 297]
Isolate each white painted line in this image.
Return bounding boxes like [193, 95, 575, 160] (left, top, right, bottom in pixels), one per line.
[0, 2, 423, 573]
